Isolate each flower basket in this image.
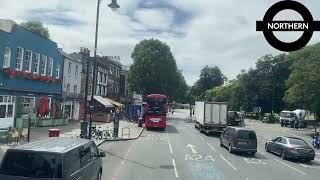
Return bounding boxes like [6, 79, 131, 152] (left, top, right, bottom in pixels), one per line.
[2, 68, 16, 78]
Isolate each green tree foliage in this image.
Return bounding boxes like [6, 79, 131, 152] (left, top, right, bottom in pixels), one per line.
[128, 39, 188, 102]
[284, 43, 320, 119]
[21, 21, 50, 39]
[190, 66, 226, 100]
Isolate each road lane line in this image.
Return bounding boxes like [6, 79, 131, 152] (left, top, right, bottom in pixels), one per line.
[316, 152, 320, 156]
[219, 154, 237, 171]
[206, 142, 217, 152]
[198, 134, 205, 141]
[169, 143, 173, 154]
[274, 159, 306, 175]
[172, 159, 179, 178]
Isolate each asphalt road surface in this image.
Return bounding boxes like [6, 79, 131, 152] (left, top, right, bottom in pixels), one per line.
[99, 110, 320, 180]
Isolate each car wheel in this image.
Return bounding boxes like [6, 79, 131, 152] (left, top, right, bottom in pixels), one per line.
[265, 143, 269, 152]
[97, 169, 102, 180]
[249, 152, 256, 156]
[220, 139, 223, 147]
[281, 123, 284, 127]
[281, 150, 287, 160]
[228, 144, 233, 153]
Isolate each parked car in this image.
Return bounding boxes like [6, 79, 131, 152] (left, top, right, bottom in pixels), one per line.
[262, 115, 275, 124]
[220, 127, 257, 156]
[0, 137, 105, 180]
[265, 136, 315, 161]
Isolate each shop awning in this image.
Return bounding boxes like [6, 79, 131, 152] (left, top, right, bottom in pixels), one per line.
[88, 96, 113, 107]
[104, 98, 124, 107]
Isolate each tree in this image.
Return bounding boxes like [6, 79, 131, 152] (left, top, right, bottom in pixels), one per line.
[190, 66, 226, 100]
[128, 39, 187, 101]
[284, 43, 320, 120]
[21, 21, 50, 39]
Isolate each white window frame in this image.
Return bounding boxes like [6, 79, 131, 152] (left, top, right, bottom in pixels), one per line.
[24, 50, 32, 72]
[68, 62, 72, 75]
[55, 63, 60, 79]
[48, 57, 53, 77]
[33, 53, 40, 74]
[16, 47, 24, 71]
[22, 97, 35, 107]
[66, 84, 70, 93]
[3, 47, 11, 68]
[40, 55, 47, 76]
[74, 85, 77, 93]
[75, 65, 78, 77]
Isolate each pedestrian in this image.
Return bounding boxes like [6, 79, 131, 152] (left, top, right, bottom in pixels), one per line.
[294, 117, 299, 130]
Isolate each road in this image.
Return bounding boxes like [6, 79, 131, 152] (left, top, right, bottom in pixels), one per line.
[99, 109, 320, 180]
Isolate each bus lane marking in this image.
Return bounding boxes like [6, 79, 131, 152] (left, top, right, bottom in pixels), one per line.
[172, 159, 179, 178]
[274, 159, 306, 175]
[185, 153, 215, 162]
[243, 158, 267, 165]
[219, 154, 238, 171]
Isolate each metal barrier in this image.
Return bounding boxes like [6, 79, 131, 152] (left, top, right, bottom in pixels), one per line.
[121, 127, 130, 138]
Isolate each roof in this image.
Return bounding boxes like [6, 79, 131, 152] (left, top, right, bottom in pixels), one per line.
[228, 126, 254, 131]
[147, 94, 167, 99]
[0, 19, 16, 33]
[58, 49, 81, 63]
[10, 137, 90, 153]
[88, 96, 114, 107]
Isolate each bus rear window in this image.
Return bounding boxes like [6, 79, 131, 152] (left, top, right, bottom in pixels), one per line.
[0, 150, 62, 178]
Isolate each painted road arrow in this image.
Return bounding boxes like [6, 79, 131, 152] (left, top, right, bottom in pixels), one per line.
[186, 144, 197, 154]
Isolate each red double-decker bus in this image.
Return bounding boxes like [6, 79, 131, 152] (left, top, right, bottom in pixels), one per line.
[144, 94, 168, 130]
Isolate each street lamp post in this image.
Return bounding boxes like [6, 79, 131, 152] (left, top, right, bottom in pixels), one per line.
[88, 0, 120, 139]
[271, 63, 276, 118]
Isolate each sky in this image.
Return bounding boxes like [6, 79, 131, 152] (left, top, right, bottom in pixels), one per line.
[1, 0, 320, 85]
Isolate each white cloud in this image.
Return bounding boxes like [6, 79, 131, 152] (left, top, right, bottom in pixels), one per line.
[133, 8, 174, 30]
[1, 0, 320, 86]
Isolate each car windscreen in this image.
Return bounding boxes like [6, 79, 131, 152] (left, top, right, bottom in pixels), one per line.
[288, 138, 309, 147]
[0, 150, 62, 178]
[281, 112, 294, 118]
[237, 130, 257, 140]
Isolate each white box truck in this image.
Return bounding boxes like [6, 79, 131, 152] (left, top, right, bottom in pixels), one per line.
[194, 101, 228, 134]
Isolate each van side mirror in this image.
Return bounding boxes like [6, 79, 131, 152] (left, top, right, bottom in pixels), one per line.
[99, 151, 106, 157]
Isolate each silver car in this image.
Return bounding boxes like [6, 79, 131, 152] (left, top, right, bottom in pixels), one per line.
[265, 136, 315, 161]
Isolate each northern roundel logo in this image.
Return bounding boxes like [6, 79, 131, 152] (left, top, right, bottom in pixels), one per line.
[256, 0, 320, 52]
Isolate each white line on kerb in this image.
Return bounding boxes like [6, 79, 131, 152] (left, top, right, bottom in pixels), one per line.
[198, 134, 205, 141]
[169, 143, 173, 154]
[172, 159, 179, 178]
[206, 142, 217, 152]
[274, 159, 306, 175]
[219, 154, 237, 171]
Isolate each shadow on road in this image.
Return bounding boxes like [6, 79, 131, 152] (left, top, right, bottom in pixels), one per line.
[103, 149, 156, 169]
[103, 149, 175, 170]
[146, 125, 179, 133]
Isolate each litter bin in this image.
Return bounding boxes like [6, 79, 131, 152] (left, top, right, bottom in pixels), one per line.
[48, 128, 60, 137]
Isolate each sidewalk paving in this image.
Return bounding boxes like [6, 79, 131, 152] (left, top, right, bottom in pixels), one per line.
[0, 120, 144, 161]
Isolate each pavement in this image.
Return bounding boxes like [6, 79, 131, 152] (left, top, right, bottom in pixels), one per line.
[0, 119, 143, 162]
[99, 109, 320, 180]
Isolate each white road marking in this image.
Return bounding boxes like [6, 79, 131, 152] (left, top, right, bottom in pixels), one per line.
[206, 142, 217, 152]
[169, 143, 173, 154]
[274, 159, 306, 175]
[315, 158, 320, 162]
[198, 134, 205, 141]
[172, 159, 179, 178]
[219, 154, 237, 171]
[316, 152, 320, 156]
[186, 144, 198, 154]
[258, 151, 266, 155]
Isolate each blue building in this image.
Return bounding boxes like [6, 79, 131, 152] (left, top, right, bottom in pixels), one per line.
[0, 19, 63, 128]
